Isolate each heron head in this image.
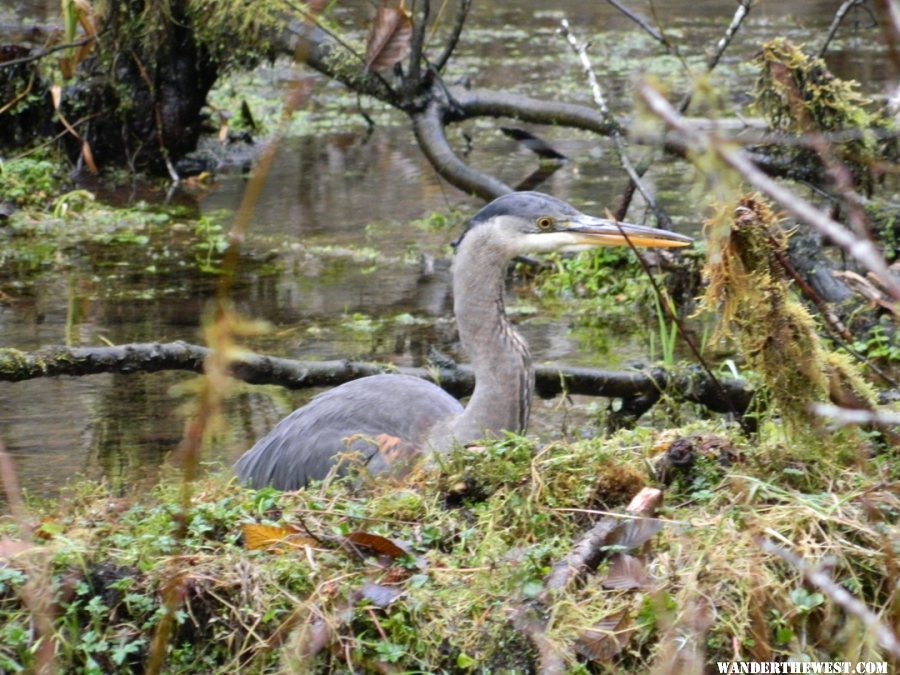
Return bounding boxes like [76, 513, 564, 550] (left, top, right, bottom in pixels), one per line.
[454, 191, 692, 256]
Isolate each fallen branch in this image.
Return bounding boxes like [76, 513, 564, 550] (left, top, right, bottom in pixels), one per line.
[542, 487, 663, 598]
[0, 342, 754, 417]
[514, 487, 663, 674]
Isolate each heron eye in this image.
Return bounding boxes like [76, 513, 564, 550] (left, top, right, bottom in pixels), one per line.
[536, 216, 553, 230]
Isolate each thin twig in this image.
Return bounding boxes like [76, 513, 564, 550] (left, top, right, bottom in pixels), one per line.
[614, 218, 753, 431]
[757, 536, 900, 659]
[637, 81, 900, 303]
[705, 0, 753, 71]
[626, 2, 753, 216]
[560, 18, 673, 230]
[809, 403, 900, 427]
[819, 0, 866, 58]
[433, 0, 471, 72]
[0, 34, 100, 69]
[407, 0, 430, 92]
[605, 0, 667, 47]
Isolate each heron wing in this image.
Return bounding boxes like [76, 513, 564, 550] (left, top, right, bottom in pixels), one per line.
[233, 374, 463, 490]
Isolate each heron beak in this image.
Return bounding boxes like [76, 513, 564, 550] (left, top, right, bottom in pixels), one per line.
[567, 215, 693, 248]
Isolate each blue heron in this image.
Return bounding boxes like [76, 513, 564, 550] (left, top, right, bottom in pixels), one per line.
[234, 191, 691, 489]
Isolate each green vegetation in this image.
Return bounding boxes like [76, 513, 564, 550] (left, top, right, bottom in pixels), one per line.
[754, 38, 897, 192]
[0, 156, 68, 210]
[700, 193, 877, 435]
[1, 421, 895, 672]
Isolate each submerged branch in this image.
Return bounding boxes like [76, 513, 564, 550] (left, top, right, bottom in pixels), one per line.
[0, 342, 754, 417]
[412, 102, 513, 200]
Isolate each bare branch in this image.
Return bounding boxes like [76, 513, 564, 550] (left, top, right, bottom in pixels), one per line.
[0, 342, 754, 417]
[559, 17, 673, 229]
[818, 0, 866, 58]
[407, 0, 430, 91]
[433, 0, 472, 72]
[605, 0, 667, 48]
[758, 537, 900, 660]
[706, 0, 752, 71]
[412, 101, 514, 199]
[637, 81, 900, 303]
[809, 403, 900, 427]
[450, 86, 621, 135]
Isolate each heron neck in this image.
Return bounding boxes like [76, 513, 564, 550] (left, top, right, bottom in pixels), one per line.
[446, 232, 533, 444]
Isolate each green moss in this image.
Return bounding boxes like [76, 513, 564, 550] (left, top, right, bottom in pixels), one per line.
[0, 157, 68, 209]
[700, 194, 877, 438]
[0, 420, 895, 671]
[753, 38, 896, 192]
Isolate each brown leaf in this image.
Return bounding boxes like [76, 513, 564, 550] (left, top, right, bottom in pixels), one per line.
[364, 5, 412, 71]
[610, 517, 663, 551]
[575, 610, 636, 663]
[241, 523, 316, 551]
[360, 581, 404, 607]
[81, 140, 97, 174]
[345, 531, 409, 559]
[601, 553, 649, 590]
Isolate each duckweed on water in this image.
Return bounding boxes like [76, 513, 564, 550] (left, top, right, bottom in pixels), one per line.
[0, 421, 895, 672]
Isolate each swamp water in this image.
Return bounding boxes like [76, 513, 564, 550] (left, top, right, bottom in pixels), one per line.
[0, 0, 889, 496]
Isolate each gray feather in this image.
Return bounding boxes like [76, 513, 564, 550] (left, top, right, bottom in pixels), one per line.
[233, 374, 462, 490]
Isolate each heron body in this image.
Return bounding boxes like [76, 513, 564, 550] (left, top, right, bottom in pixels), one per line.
[234, 191, 691, 489]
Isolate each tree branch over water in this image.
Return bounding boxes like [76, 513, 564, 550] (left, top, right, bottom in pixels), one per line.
[0, 342, 754, 418]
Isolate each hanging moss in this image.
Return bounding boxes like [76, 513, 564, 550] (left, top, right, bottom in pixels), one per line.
[753, 38, 896, 192]
[700, 193, 877, 435]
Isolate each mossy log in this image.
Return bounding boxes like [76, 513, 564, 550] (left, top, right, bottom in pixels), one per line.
[0, 341, 754, 419]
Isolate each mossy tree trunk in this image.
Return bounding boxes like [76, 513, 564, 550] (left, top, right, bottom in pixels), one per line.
[63, 0, 220, 171]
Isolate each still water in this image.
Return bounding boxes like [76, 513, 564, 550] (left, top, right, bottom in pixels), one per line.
[0, 0, 890, 497]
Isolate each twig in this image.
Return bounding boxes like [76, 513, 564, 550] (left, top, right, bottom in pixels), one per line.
[0, 34, 100, 69]
[757, 537, 900, 659]
[542, 487, 662, 597]
[705, 0, 753, 71]
[605, 0, 667, 47]
[621, 0, 753, 216]
[809, 403, 900, 427]
[819, 0, 866, 58]
[559, 18, 673, 230]
[406, 0, 430, 92]
[636, 81, 900, 303]
[433, 0, 471, 72]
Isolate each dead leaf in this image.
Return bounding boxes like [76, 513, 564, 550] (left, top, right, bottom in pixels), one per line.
[81, 140, 97, 174]
[610, 517, 663, 551]
[360, 581, 403, 607]
[345, 531, 409, 559]
[241, 523, 316, 551]
[601, 553, 648, 590]
[575, 610, 636, 663]
[364, 5, 412, 71]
